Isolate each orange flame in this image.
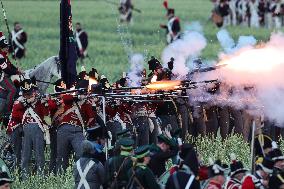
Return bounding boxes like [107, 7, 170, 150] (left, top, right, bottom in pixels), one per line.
[89, 77, 98, 91]
[218, 46, 284, 73]
[146, 80, 181, 91]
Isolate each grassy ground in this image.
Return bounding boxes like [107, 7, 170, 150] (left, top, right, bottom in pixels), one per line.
[0, 0, 281, 82]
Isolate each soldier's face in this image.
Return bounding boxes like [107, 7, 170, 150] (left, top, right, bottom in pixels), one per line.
[0, 183, 11, 189]
[76, 24, 81, 31]
[216, 175, 225, 185]
[159, 143, 170, 152]
[15, 24, 21, 31]
[1, 47, 8, 53]
[275, 160, 284, 170]
[144, 156, 150, 165]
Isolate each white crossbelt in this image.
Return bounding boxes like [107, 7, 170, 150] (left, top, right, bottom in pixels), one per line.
[75, 31, 84, 51]
[185, 174, 195, 189]
[76, 160, 95, 189]
[12, 30, 25, 54]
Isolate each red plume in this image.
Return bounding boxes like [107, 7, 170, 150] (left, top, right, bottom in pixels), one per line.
[163, 1, 168, 10]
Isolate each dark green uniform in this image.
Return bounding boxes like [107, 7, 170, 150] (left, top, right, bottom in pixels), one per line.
[105, 151, 133, 188]
[148, 135, 178, 177]
[127, 163, 160, 189]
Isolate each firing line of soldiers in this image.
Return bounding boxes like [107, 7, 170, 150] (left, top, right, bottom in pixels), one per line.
[212, 0, 284, 29]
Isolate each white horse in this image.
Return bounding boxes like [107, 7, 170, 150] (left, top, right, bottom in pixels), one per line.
[0, 56, 61, 113]
[25, 55, 61, 94]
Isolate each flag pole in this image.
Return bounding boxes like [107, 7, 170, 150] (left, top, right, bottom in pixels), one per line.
[250, 121, 256, 174]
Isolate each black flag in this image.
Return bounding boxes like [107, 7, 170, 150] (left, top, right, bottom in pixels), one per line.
[59, 0, 78, 88]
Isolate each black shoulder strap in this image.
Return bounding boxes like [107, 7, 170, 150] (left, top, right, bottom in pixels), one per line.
[172, 172, 181, 189]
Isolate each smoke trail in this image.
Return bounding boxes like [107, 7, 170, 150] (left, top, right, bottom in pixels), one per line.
[127, 53, 144, 87]
[161, 22, 207, 79]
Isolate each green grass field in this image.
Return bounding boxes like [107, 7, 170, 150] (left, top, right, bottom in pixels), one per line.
[1, 0, 280, 83]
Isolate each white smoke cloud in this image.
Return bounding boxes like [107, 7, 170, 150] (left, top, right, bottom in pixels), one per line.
[217, 29, 257, 56]
[200, 32, 284, 126]
[127, 53, 144, 87]
[161, 22, 207, 79]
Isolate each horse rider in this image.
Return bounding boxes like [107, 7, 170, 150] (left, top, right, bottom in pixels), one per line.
[75, 22, 88, 60]
[10, 22, 28, 59]
[73, 140, 105, 189]
[0, 32, 22, 121]
[160, 0, 181, 44]
[8, 79, 49, 179]
[119, 0, 133, 23]
[48, 80, 96, 173]
[127, 145, 160, 189]
[105, 138, 134, 188]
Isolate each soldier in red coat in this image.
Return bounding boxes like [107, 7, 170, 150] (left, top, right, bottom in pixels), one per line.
[203, 159, 228, 189]
[224, 154, 248, 189]
[8, 79, 49, 179]
[0, 31, 21, 115]
[49, 81, 96, 173]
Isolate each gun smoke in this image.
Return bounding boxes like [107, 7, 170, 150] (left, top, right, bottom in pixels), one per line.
[161, 22, 207, 79]
[127, 53, 144, 87]
[199, 31, 284, 126]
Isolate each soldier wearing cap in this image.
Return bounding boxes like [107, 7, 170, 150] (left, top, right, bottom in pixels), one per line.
[105, 138, 134, 188]
[0, 31, 21, 116]
[86, 124, 107, 164]
[203, 159, 228, 189]
[48, 81, 96, 172]
[252, 157, 274, 188]
[268, 147, 284, 173]
[73, 140, 105, 189]
[47, 79, 67, 174]
[8, 79, 49, 179]
[160, 1, 181, 44]
[165, 144, 200, 189]
[148, 134, 178, 178]
[224, 154, 248, 189]
[269, 170, 284, 189]
[0, 171, 13, 189]
[127, 145, 160, 189]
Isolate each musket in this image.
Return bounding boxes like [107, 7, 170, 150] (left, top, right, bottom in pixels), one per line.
[189, 64, 227, 74]
[102, 0, 142, 13]
[182, 79, 219, 85]
[42, 88, 87, 98]
[112, 86, 144, 91]
[0, 0, 17, 63]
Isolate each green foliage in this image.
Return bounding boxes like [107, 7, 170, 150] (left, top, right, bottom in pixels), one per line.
[187, 134, 251, 167]
[12, 166, 74, 189]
